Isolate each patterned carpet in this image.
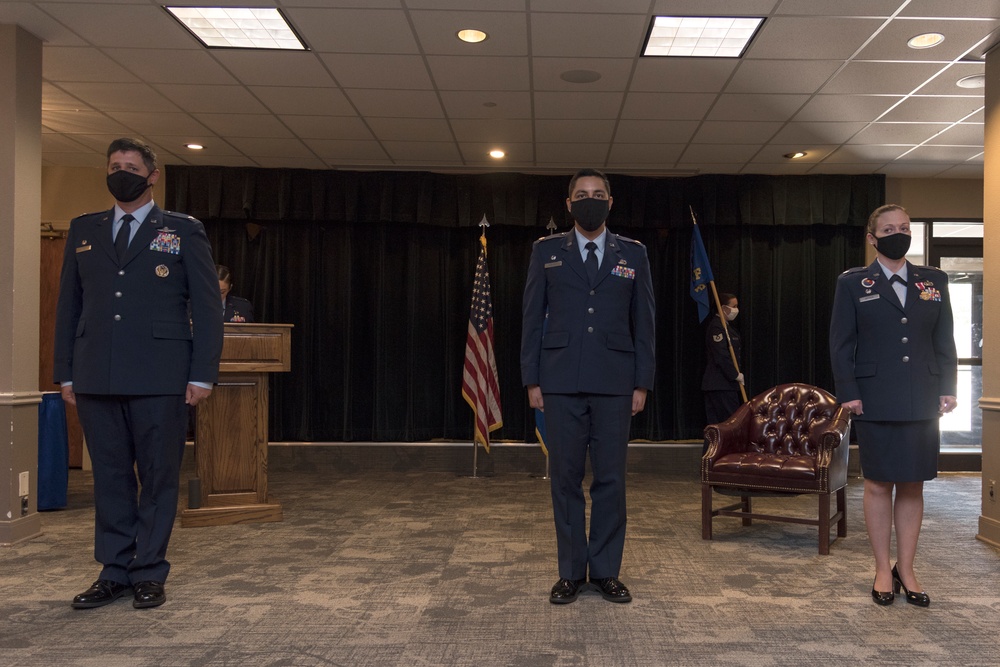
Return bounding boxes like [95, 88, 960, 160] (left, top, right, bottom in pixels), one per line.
[1, 447, 998, 667]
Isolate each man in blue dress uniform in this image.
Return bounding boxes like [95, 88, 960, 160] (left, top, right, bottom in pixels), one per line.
[54, 138, 223, 610]
[521, 168, 656, 604]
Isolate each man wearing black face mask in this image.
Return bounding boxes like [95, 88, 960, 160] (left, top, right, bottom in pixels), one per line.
[54, 138, 223, 610]
[521, 168, 656, 604]
[830, 204, 957, 608]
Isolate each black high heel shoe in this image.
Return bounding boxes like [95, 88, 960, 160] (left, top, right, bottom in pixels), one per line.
[871, 576, 894, 606]
[892, 565, 930, 607]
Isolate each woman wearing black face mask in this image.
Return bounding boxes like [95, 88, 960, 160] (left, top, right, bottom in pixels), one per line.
[830, 204, 957, 608]
[701, 292, 743, 442]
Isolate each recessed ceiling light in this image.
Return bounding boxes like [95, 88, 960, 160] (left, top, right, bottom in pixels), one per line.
[457, 29, 488, 44]
[643, 16, 764, 58]
[560, 70, 602, 84]
[165, 6, 307, 50]
[186, 143, 205, 150]
[784, 152, 807, 159]
[956, 74, 986, 89]
[907, 32, 945, 49]
[489, 150, 505, 159]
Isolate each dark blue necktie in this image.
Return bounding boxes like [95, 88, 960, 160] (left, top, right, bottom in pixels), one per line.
[890, 274, 906, 286]
[115, 214, 134, 262]
[585, 241, 598, 284]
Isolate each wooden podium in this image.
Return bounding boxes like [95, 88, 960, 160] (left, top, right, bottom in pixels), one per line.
[181, 323, 293, 527]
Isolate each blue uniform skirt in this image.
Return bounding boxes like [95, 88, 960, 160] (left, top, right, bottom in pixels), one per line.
[854, 419, 940, 482]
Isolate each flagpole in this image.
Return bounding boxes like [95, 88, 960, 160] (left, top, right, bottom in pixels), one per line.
[469, 214, 491, 478]
[690, 207, 748, 403]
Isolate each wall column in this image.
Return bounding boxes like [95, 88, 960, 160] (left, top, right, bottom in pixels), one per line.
[979, 48, 1000, 548]
[0, 24, 43, 544]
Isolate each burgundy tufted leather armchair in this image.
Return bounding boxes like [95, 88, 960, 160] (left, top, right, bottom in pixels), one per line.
[701, 383, 851, 554]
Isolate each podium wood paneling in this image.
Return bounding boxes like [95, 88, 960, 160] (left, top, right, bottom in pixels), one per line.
[181, 323, 292, 527]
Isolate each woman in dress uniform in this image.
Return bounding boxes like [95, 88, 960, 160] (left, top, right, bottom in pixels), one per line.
[217, 265, 255, 323]
[701, 293, 744, 433]
[830, 204, 957, 607]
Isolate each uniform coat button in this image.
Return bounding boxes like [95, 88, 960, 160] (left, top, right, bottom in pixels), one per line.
[901, 317, 908, 324]
[114, 314, 121, 321]
[902, 356, 909, 363]
[901, 337, 908, 344]
[115, 291, 122, 298]
[588, 307, 595, 314]
[587, 326, 594, 333]
[118, 270, 125, 276]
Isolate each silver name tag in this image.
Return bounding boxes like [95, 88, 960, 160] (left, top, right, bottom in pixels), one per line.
[859, 294, 881, 302]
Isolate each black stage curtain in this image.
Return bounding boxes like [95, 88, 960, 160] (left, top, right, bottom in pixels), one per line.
[167, 167, 882, 442]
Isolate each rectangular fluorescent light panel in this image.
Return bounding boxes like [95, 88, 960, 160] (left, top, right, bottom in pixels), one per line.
[165, 6, 307, 50]
[643, 16, 764, 58]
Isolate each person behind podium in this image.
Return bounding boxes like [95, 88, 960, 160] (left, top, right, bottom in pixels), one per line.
[54, 137, 223, 610]
[217, 264, 255, 323]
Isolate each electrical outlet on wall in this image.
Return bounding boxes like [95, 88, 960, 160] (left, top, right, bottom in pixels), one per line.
[19, 471, 29, 497]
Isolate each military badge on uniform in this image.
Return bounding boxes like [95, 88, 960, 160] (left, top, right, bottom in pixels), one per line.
[155, 264, 169, 278]
[76, 242, 92, 253]
[713, 333, 724, 342]
[150, 232, 181, 254]
[618, 259, 627, 265]
[919, 286, 941, 301]
[611, 265, 635, 280]
[861, 278, 875, 288]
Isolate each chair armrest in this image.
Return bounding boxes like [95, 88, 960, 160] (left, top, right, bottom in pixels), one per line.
[702, 402, 753, 463]
[818, 406, 852, 451]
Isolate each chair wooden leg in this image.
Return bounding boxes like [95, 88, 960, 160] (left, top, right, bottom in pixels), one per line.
[701, 483, 713, 540]
[818, 492, 831, 555]
[741, 496, 752, 526]
[837, 486, 847, 538]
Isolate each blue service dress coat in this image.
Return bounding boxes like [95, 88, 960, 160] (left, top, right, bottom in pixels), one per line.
[224, 295, 255, 323]
[829, 260, 957, 422]
[54, 205, 223, 394]
[520, 229, 655, 580]
[701, 316, 742, 392]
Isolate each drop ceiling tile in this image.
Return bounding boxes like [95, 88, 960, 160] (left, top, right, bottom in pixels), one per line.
[679, 144, 761, 164]
[533, 58, 634, 92]
[321, 54, 433, 89]
[192, 114, 294, 139]
[726, 60, 841, 94]
[794, 95, 902, 122]
[382, 141, 463, 161]
[823, 62, 949, 95]
[450, 119, 533, 143]
[535, 143, 611, 164]
[825, 144, 913, 163]
[57, 83, 182, 113]
[706, 94, 810, 122]
[691, 121, 782, 144]
[346, 90, 445, 118]
[146, 137, 242, 157]
[535, 92, 625, 119]
[458, 142, 534, 162]
[303, 140, 389, 161]
[41, 152, 108, 168]
[44, 47, 139, 83]
[42, 83, 95, 111]
[212, 51, 335, 87]
[746, 17, 885, 60]
[250, 87, 357, 117]
[531, 13, 649, 58]
[537, 0, 650, 11]
[935, 164, 985, 178]
[748, 144, 839, 163]
[743, 162, 817, 175]
[774, 0, 900, 15]
[848, 122, 949, 145]
[227, 137, 315, 158]
[877, 163, 954, 177]
[439, 91, 531, 119]
[925, 123, 984, 145]
[38, 4, 197, 49]
[41, 110, 133, 135]
[771, 122, 869, 144]
[427, 56, 529, 91]
[105, 112, 211, 137]
[279, 116, 374, 141]
[409, 10, 529, 56]
[652, 0, 778, 14]
[103, 49, 237, 85]
[0, 3, 88, 45]
[535, 119, 616, 143]
[630, 59, 739, 93]
[178, 154, 259, 168]
[899, 0, 1000, 18]
[255, 156, 329, 169]
[153, 85, 269, 114]
[368, 118, 454, 142]
[880, 96, 984, 122]
[809, 162, 887, 174]
[616, 120, 701, 144]
[620, 93, 716, 121]
[903, 145, 985, 162]
[407, 0, 525, 9]
[916, 62, 985, 95]
[287, 8, 420, 53]
[856, 18, 1000, 61]
[606, 143, 685, 165]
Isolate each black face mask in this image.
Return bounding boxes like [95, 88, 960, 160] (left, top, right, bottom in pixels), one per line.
[874, 232, 911, 261]
[107, 170, 151, 203]
[570, 197, 610, 232]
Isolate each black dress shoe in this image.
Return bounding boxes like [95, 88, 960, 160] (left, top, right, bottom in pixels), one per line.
[592, 577, 632, 603]
[892, 565, 930, 607]
[549, 578, 587, 604]
[133, 581, 166, 609]
[71, 579, 132, 609]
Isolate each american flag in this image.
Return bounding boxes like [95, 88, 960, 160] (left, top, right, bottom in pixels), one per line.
[462, 235, 503, 452]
